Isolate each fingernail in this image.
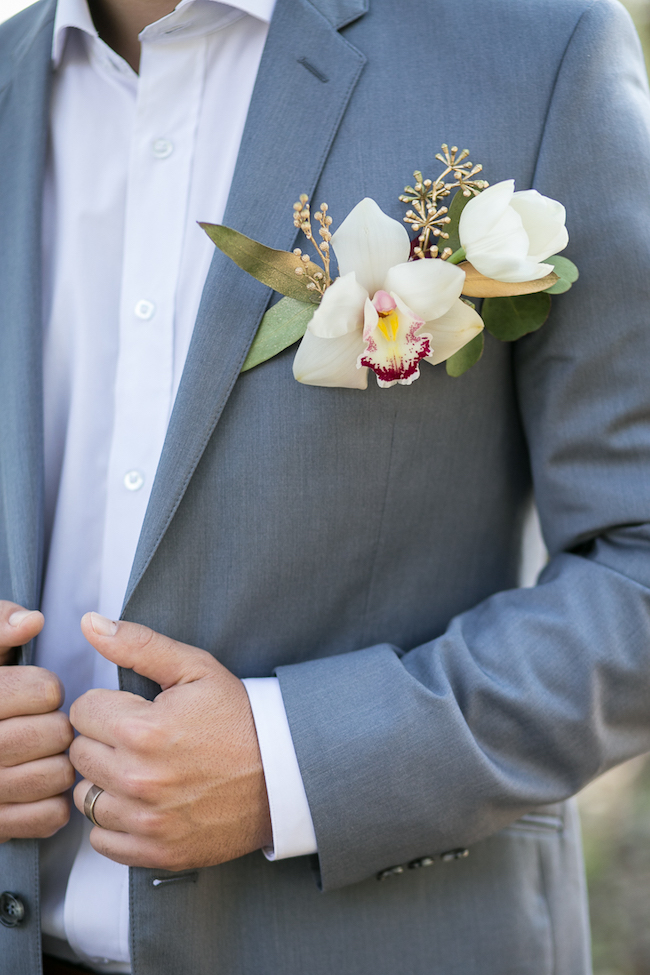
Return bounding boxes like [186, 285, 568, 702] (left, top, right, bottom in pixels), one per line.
[90, 613, 118, 637]
[8, 609, 35, 628]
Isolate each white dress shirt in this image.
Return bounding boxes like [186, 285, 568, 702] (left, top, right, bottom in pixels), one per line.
[35, 1, 317, 970]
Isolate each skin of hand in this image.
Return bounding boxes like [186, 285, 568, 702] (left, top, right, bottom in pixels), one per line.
[70, 613, 273, 871]
[0, 602, 75, 842]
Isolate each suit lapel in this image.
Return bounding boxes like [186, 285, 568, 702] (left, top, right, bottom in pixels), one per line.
[124, 0, 367, 609]
[0, 1, 54, 636]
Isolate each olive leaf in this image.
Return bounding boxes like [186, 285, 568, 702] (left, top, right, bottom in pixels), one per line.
[445, 330, 485, 377]
[241, 297, 315, 373]
[543, 255, 579, 295]
[482, 292, 552, 341]
[199, 223, 322, 305]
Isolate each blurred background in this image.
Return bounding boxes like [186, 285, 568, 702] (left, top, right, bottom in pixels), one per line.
[0, 0, 650, 970]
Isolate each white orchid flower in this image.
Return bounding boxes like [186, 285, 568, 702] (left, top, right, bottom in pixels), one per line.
[459, 180, 569, 284]
[293, 198, 484, 389]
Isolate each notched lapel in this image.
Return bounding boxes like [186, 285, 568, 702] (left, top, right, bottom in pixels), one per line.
[124, 0, 367, 609]
[0, 0, 54, 626]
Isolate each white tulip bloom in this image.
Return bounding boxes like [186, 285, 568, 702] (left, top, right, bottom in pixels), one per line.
[459, 180, 569, 284]
[293, 198, 484, 389]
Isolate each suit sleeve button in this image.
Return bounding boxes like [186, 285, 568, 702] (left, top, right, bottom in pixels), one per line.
[377, 865, 405, 880]
[440, 848, 469, 862]
[408, 856, 436, 869]
[0, 892, 26, 927]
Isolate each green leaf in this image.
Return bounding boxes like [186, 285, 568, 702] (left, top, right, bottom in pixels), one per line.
[445, 330, 485, 377]
[199, 223, 322, 305]
[241, 296, 315, 373]
[482, 292, 552, 342]
[544, 255, 579, 295]
[444, 189, 474, 255]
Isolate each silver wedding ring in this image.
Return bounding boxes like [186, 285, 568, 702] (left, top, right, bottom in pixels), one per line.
[83, 783, 105, 828]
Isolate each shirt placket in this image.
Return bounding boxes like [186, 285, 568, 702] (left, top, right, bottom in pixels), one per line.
[66, 28, 208, 968]
[97, 31, 206, 630]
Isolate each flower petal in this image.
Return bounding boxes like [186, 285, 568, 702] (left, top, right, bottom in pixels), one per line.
[384, 258, 465, 322]
[360, 294, 431, 388]
[510, 190, 568, 262]
[459, 180, 516, 247]
[293, 327, 368, 389]
[308, 272, 367, 338]
[463, 205, 536, 282]
[362, 295, 379, 342]
[331, 198, 411, 297]
[424, 299, 485, 365]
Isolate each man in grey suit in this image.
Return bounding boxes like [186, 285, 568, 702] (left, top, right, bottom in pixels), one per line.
[2, 0, 650, 972]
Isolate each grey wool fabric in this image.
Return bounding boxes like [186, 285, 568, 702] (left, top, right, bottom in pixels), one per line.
[2, 0, 650, 972]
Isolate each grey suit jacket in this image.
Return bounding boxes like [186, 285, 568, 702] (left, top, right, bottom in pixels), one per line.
[2, 0, 650, 972]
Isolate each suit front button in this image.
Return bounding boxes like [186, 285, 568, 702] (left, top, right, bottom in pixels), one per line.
[377, 865, 405, 880]
[0, 892, 26, 927]
[440, 848, 469, 862]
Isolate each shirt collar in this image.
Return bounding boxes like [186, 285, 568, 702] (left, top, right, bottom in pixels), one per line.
[52, 0, 276, 67]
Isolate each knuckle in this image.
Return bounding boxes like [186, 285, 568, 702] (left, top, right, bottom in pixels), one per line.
[1, 717, 40, 760]
[0, 667, 29, 708]
[67, 735, 83, 766]
[40, 672, 64, 711]
[0, 711, 73, 765]
[69, 688, 100, 726]
[121, 715, 159, 752]
[120, 766, 156, 801]
[59, 757, 76, 790]
[40, 796, 72, 836]
[19, 756, 73, 800]
[135, 806, 165, 838]
[0, 795, 71, 840]
[53, 711, 74, 750]
[132, 625, 157, 654]
[158, 847, 185, 872]
[68, 742, 98, 782]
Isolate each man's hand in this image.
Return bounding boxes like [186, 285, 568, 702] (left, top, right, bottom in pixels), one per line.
[70, 613, 272, 871]
[0, 602, 75, 842]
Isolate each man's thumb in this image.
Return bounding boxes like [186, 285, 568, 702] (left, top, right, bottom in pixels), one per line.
[80, 612, 215, 689]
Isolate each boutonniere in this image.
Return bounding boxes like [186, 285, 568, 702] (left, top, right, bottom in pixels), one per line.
[200, 145, 578, 388]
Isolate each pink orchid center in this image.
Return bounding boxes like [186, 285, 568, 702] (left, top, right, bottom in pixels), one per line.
[372, 290, 397, 316]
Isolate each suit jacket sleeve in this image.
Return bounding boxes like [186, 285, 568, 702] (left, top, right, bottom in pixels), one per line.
[275, 0, 650, 891]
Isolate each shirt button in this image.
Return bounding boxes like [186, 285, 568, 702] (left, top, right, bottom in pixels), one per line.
[152, 138, 173, 159]
[124, 471, 144, 492]
[134, 300, 156, 320]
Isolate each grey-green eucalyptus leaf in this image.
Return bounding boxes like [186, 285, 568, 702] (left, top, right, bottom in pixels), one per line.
[482, 292, 552, 341]
[241, 296, 315, 373]
[544, 254, 579, 295]
[445, 330, 485, 377]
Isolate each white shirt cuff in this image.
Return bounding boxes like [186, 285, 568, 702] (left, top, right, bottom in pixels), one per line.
[242, 676, 318, 860]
